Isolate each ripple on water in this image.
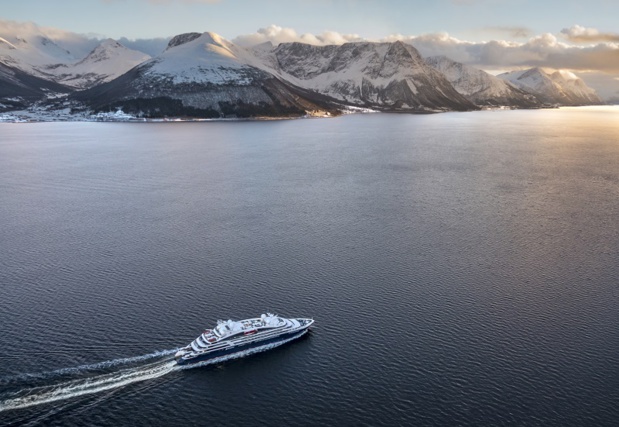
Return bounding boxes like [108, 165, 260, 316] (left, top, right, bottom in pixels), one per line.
[1, 111, 618, 426]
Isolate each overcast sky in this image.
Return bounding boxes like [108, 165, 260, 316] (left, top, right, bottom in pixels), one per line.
[2, 0, 619, 99]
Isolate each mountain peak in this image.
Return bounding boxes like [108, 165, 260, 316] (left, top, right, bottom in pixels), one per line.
[551, 69, 579, 82]
[254, 41, 274, 49]
[500, 67, 600, 105]
[271, 40, 475, 111]
[100, 38, 121, 48]
[201, 32, 227, 46]
[375, 40, 424, 67]
[166, 32, 202, 50]
[165, 32, 232, 53]
[525, 67, 548, 77]
[425, 55, 540, 108]
[58, 39, 150, 89]
[80, 39, 135, 64]
[36, 35, 71, 55]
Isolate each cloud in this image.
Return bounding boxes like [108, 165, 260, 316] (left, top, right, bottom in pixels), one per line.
[572, 71, 619, 100]
[380, 32, 479, 63]
[234, 25, 619, 74]
[0, 19, 165, 57]
[0, 19, 101, 57]
[232, 25, 619, 99]
[375, 32, 619, 75]
[233, 25, 362, 47]
[561, 25, 619, 43]
[3, 18, 619, 100]
[409, 32, 619, 78]
[118, 37, 170, 56]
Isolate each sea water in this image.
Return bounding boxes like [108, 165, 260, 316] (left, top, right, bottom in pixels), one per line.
[1, 107, 618, 426]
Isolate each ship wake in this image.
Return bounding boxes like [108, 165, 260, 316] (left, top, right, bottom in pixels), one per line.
[0, 349, 178, 412]
[0, 330, 307, 412]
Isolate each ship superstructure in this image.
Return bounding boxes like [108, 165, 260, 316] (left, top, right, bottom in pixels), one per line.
[175, 313, 313, 365]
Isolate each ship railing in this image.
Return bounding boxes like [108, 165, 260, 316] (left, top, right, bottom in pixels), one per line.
[190, 326, 296, 353]
[187, 320, 301, 355]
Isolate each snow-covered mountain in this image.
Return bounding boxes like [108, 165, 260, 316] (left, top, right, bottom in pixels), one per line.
[1, 27, 603, 118]
[498, 68, 601, 106]
[46, 39, 150, 89]
[255, 41, 475, 112]
[0, 34, 71, 107]
[425, 56, 539, 108]
[0, 62, 70, 110]
[0, 33, 150, 90]
[0, 34, 74, 71]
[141, 32, 276, 85]
[72, 32, 338, 118]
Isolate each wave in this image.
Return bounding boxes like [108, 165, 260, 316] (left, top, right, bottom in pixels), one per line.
[0, 331, 306, 412]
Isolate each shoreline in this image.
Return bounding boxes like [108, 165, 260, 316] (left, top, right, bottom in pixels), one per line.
[0, 104, 613, 124]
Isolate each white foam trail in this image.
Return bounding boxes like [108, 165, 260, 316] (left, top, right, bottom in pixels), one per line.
[0, 360, 177, 412]
[0, 331, 307, 412]
[47, 349, 179, 377]
[2, 348, 180, 384]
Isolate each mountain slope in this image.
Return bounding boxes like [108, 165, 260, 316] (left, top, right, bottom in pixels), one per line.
[0, 34, 74, 72]
[0, 62, 71, 110]
[48, 39, 151, 89]
[498, 68, 601, 105]
[72, 32, 339, 118]
[425, 56, 539, 108]
[0, 33, 150, 90]
[255, 41, 476, 112]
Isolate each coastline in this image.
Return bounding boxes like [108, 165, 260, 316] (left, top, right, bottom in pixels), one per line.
[0, 103, 612, 124]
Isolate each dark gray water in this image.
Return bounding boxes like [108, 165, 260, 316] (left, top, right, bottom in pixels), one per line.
[1, 107, 618, 426]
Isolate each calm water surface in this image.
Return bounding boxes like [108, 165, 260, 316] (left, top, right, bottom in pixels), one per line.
[1, 107, 618, 426]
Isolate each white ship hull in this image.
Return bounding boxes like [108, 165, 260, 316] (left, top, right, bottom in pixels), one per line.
[175, 314, 313, 365]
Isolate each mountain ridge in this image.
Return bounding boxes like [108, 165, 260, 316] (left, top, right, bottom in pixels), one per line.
[498, 67, 601, 106]
[425, 55, 540, 108]
[0, 31, 150, 90]
[71, 32, 340, 118]
[1, 29, 604, 119]
[257, 40, 477, 112]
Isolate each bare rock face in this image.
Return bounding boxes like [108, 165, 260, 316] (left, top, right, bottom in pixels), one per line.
[265, 41, 476, 112]
[165, 33, 202, 50]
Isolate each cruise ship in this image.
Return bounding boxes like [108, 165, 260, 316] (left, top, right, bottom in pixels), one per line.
[175, 313, 314, 365]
